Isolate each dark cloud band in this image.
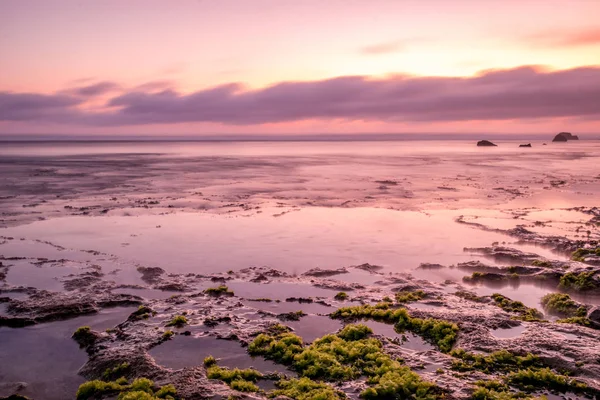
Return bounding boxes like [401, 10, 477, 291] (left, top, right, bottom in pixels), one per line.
[1, 65, 599, 126]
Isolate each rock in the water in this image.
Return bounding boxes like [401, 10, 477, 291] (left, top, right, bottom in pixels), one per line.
[303, 267, 348, 277]
[418, 263, 445, 270]
[477, 140, 497, 147]
[552, 132, 579, 142]
[519, 143, 532, 147]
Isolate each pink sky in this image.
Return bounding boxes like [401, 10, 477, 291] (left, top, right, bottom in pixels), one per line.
[1, 0, 600, 136]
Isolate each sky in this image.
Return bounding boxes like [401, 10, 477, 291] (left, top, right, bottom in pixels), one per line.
[1, 0, 600, 137]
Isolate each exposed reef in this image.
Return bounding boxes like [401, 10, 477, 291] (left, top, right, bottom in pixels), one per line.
[2, 260, 599, 399]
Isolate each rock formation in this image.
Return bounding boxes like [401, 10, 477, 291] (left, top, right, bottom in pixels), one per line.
[552, 132, 579, 142]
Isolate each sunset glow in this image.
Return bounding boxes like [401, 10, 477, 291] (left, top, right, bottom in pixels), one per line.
[1, 0, 600, 136]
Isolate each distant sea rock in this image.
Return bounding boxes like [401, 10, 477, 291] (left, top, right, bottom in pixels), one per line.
[477, 140, 497, 147]
[552, 132, 579, 142]
[519, 143, 532, 147]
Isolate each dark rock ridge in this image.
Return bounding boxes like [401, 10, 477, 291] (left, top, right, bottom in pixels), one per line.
[552, 132, 579, 142]
[588, 307, 600, 328]
[303, 267, 348, 277]
[519, 143, 532, 147]
[477, 140, 497, 147]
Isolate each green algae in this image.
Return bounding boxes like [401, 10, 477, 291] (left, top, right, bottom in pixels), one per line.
[76, 378, 177, 400]
[540, 293, 587, 318]
[330, 303, 459, 352]
[248, 323, 441, 399]
[490, 294, 545, 322]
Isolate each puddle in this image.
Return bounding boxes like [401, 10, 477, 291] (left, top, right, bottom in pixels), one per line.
[420, 361, 446, 374]
[149, 335, 290, 374]
[491, 324, 526, 339]
[360, 320, 435, 352]
[465, 280, 600, 310]
[0, 291, 29, 300]
[5, 260, 81, 291]
[112, 287, 175, 300]
[243, 299, 332, 315]
[0, 238, 93, 263]
[105, 266, 148, 287]
[225, 281, 338, 300]
[545, 392, 589, 400]
[287, 315, 343, 343]
[0, 306, 136, 400]
[559, 331, 582, 341]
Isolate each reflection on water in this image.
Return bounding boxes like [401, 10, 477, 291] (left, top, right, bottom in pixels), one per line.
[3, 207, 561, 278]
[361, 320, 435, 352]
[464, 279, 600, 310]
[149, 336, 290, 374]
[5, 260, 80, 292]
[287, 315, 342, 343]
[112, 287, 177, 300]
[0, 306, 136, 400]
[491, 324, 526, 339]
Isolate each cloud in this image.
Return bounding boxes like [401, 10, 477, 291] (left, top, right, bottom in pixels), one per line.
[132, 80, 176, 92]
[0, 92, 83, 121]
[359, 40, 407, 55]
[65, 81, 121, 97]
[1, 65, 600, 126]
[526, 27, 600, 47]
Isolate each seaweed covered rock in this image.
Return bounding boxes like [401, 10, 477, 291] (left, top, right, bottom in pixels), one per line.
[72, 325, 102, 348]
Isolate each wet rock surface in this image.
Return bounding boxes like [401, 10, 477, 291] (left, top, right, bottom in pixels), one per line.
[1, 252, 599, 399]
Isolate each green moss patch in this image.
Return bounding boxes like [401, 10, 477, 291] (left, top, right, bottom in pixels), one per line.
[334, 292, 349, 301]
[450, 349, 595, 397]
[490, 294, 544, 322]
[450, 349, 542, 373]
[540, 293, 587, 318]
[507, 367, 591, 395]
[161, 330, 174, 340]
[248, 323, 442, 399]
[394, 290, 426, 303]
[330, 303, 459, 352]
[559, 271, 598, 291]
[206, 365, 262, 392]
[165, 315, 188, 328]
[531, 260, 552, 268]
[556, 316, 593, 328]
[103, 362, 130, 381]
[277, 310, 307, 321]
[204, 285, 235, 297]
[72, 326, 99, 348]
[571, 247, 600, 262]
[272, 377, 344, 400]
[76, 378, 177, 400]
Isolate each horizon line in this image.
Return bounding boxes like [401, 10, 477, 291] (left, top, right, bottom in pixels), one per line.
[1, 132, 599, 142]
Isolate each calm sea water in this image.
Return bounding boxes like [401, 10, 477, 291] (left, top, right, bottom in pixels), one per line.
[1, 139, 599, 157]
